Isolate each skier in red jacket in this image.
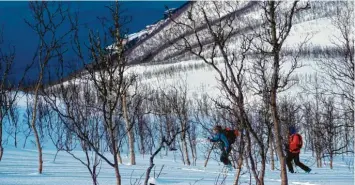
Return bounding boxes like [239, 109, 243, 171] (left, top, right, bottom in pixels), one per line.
[286, 126, 312, 173]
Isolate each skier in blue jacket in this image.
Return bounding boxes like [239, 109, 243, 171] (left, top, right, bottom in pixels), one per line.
[208, 125, 232, 167]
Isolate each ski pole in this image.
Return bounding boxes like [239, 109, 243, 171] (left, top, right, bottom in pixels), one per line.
[204, 143, 215, 168]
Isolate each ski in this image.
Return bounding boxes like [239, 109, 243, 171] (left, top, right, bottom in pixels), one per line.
[293, 172, 317, 174]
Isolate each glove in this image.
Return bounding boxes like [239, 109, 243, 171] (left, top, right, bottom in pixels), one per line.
[207, 137, 211, 142]
[284, 144, 289, 150]
[241, 129, 246, 135]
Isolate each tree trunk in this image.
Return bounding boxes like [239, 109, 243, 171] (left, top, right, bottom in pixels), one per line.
[330, 152, 333, 169]
[0, 120, 3, 161]
[113, 161, 121, 185]
[187, 131, 196, 166]
[246, 132, 262, 185]
[127, 130, 135, 165]
[318, 136, 323, 165]
[144, 154, 155, 185]
[31, 117, 43, 174]
[269, 138, 275, 170]
[0, 146, 3, 161]
[31, 92, 43, 174]
[165, 117, 171, 156]
[91, 174, 98, 185]
[92, 153, 100, 185]
[233, 135, 245, 185]
[259, 150, 266, 185]
[271, 79, 288, 185]
[117, 150, 122, 164]
[317, 155, 322, 168]
[121, 94, 136, 165]
[14, 130, 17, 148]
[53, 150, 60, 163]
[144, 138, 166, 185]
[110, 123, 121, 185]
[138, 117, 145, 155]
[140, 134, 145, 155]
[345, 122, 349, 153]
[87, 164, 98, 185]
[269, 1, 288, 183]
[233, 154, 244, 185]
[181, 131, 190, 166]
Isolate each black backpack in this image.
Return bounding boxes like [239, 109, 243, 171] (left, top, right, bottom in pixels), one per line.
[223, 128, 240, 144]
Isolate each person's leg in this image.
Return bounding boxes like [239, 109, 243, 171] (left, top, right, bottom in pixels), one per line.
[294, 153, 311, 172]
[226, 148, 232, 166]
[220, 150, 228, 165]
[286, 152, 295, 173]
[220, 148, 232, 165]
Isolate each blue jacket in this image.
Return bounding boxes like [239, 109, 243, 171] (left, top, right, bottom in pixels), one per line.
[210, 133, 230, 150]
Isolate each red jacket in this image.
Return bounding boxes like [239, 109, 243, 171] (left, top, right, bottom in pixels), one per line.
[289, 134, 302, 153]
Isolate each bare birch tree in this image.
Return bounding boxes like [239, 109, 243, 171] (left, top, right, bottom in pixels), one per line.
[68, 2, 133, 184]
[24, 1, 74, 173]
[251, 2, 310, 184]
[44, 75, 104, 185]
[0, 26, 30, 160]
[0, 27, 17, 161]
[317, 1, 354, 107]
[168, 83, 191, 166]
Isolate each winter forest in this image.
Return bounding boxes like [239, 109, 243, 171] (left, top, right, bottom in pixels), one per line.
[0, 1, 354, 185]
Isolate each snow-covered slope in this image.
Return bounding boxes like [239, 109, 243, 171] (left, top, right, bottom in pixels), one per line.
[120, 1, 345, 65]
[0, 145, 353, 185]
[115, 1, 350, 104]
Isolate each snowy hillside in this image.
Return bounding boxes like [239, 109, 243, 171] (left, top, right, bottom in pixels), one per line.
[116, 1, 352, 104]
[0, 146, 353, 185]
[103, 0, 348, 104]
[121, 1, 345, 65]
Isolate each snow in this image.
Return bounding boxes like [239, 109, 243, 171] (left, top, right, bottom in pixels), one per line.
[285, 17, 341, 48]
[122, 1, 346, 65]
[0, 145, 353, 185]
[106, 13, 168, 51]
[1, 105, 354, 185]
[1, 2, 354, 185]
[1, 106, 352, 185]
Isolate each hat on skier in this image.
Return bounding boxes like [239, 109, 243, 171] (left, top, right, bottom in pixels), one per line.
[213, 125, 222, 132]
[289, 126, 296, 135]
